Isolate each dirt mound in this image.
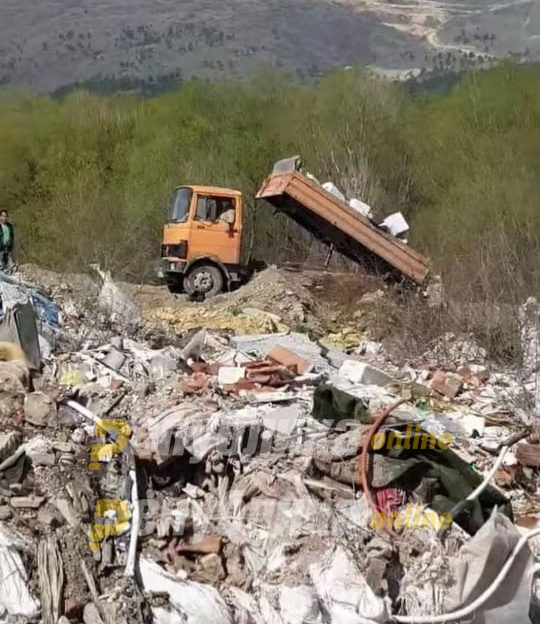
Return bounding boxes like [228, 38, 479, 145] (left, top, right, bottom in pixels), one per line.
[220, 266, 322, 328]
[145, 267, 326, 336]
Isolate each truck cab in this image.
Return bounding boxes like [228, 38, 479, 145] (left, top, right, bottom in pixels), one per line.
[159, 185, 245, 296]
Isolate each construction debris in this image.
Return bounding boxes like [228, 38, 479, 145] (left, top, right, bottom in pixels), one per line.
[0, 264, 537, 624]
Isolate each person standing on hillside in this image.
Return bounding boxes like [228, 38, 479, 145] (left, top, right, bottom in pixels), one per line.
[0, 210, 15, 273]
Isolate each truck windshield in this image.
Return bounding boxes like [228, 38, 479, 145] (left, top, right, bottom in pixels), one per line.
[170, 187, 192, 223]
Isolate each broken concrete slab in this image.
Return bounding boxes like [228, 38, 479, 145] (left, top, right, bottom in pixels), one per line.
[24, 392, 56, 427]
[260, 404, 302, 436]
[231, 332, 334, 374]
[31, 453, 56, 467]
[338, 360, 393, 387]
[101, 347, 126, 371]
[10, 495, 45, 509]
[149, 355, 178, 380]
[0, 506, 12, 521]
[195, 553, 226, 583]
[53, 441, 75, 453]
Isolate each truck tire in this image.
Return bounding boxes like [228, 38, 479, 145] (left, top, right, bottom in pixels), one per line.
[184, 264, 224, 298]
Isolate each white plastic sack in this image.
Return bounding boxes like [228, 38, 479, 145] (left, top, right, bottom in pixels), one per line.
[260, 595, 285, 624]
[139, 557, 232, 624]
[0, 281, 30, 309]
[444, 511, 536, 624]
[309, 546, 388, 624]
[279, 586, 321, 623]
[94, 267, 141, 325]
[0, 524, 40, 618]
[227, 587, 264, 623]
[152, 607, 186, 624]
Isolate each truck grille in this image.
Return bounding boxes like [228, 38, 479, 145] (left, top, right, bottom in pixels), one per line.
[161, 242, 187, 258]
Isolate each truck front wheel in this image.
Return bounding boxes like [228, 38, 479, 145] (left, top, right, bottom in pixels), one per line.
[184, 264, 224, 298]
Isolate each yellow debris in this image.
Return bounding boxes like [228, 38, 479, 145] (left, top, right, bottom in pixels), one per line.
[59, 369, 87, 388]
[145, 307, 289, 335]
[0, 341, 26, 363]
[323, 328, 362, 349]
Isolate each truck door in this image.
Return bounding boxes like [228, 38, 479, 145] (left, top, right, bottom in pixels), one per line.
[188, 194, 241, 265]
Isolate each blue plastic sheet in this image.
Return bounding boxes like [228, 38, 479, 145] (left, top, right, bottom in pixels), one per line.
[0, 271, 61, 333]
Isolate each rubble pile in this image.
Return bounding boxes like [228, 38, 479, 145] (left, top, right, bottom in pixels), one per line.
[0, 267, 538, 624]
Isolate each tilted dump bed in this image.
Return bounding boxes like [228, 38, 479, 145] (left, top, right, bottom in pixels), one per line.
[256, 168, 430, 284]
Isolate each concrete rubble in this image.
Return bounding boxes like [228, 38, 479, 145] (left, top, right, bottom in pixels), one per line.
[0, 266, 538, 624]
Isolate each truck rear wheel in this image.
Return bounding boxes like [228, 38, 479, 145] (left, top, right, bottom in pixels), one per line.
[184, 264, 224, 298]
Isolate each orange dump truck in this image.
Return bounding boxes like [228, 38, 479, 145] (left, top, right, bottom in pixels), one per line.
[158, 158, 430, 295]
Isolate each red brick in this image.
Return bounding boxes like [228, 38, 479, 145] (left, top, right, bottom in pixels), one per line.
[430, 371, 463, 399]
[176, 534, 222, 555]
[267, 345, 312, 375]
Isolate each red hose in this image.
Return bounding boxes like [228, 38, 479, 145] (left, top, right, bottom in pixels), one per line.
[359, 398, 407, 537]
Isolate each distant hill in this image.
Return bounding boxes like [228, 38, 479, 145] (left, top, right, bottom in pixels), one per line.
[1, 0, 539, 93]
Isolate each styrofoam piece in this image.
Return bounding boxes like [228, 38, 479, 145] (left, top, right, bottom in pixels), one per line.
[382, 212, 409, 237]
[217, 366, 246, 386]
[460, 413, 486, 437]
[349, 198, 373, 219]
[322, 182, 346, 202]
